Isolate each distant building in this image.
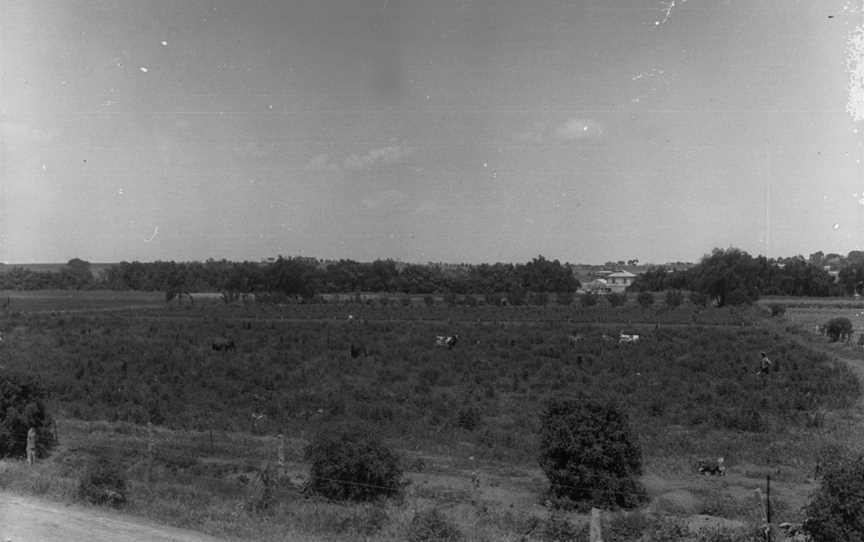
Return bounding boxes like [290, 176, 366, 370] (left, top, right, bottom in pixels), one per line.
[606, 271, 637, 294]
[583, 278, 612, 294]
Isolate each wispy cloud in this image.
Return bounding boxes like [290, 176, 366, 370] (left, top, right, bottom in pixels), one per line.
[360, 189, 406, 210]
[0, 119, 55, 145]
[303, 153, 341, 173]
[304, 143, 415, 174]
[344, 143, 414, 172]
[513, 118, 604, 145]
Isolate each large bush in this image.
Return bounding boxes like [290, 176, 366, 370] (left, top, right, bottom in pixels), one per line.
[825, 317, 853, 342]
[0, 373, 55, 459]
[538, 396, 646, 509]
[804, 454, 864, 541]
[304, 423, 403, 501]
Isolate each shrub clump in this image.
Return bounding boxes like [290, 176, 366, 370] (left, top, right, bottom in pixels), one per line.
[304, 423, 403, 501]
[636, 291, 654, 308]
[824, 317, 853, 342]
[665, 289, 685, 308]
[0, 373, 56, 459]
[77, 458, 127, 508]
[406, 508, 462, 542]
[804, 454, 864, 541]
[538, 396, 646, 510]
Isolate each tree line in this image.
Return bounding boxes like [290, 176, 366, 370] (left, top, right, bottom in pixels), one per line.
[629, 247, 845, 306]
[7, 248, 864, 303]
[0, 256, 579, 298]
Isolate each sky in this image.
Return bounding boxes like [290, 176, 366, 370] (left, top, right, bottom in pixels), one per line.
[2, 0, 864, 264]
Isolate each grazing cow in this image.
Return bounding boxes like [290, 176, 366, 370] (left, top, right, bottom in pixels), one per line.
[698, 457, 726, 476]
[212, 338, 236, 352]
[601, 334, 614, 343]
[435, 335, 459, 350]
[619, 333, 640, 344]
[568, 334, 584, 347]
[349, 343, 367, 358]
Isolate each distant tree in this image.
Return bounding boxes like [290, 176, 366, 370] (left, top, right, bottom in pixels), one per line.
[825, 317, 853, 342]
[636, 291, 654, 308]
[557, 291, 574, 306]
[665, 290, 684, 308]
[606, 293, 626, 307]
[687, 248, 760, 307]
[62, 258, 94, 290]
[538, 396, 645, 509]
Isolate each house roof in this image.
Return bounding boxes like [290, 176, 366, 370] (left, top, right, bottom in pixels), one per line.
[608, 271, 637, 278]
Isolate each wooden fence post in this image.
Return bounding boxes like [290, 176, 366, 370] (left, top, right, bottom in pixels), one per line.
[147, 422, 154, 483]
[590, 507, 604, 542]
[277, 433, 286, 476]
[26, 427, 37, 466]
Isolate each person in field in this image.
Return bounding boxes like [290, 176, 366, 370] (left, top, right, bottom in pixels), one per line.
[756, 352, 772, 376]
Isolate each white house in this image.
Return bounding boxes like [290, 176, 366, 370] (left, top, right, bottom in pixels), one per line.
[606, 271, 637, 294]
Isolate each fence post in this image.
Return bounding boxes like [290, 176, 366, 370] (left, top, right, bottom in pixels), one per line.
[765, 475, 773, 542]
[590, 507, 604, 542]
[147, 422, 154, 483]
[277, 433, 286, 476]
[26, 427, 37, 466]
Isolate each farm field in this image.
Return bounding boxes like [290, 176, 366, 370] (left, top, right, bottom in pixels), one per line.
[0, 290, 165, 313]
[1, 294, 862, 540]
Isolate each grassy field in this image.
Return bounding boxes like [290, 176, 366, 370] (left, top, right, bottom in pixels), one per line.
[0, 293, 860, 540]
[0, 290, 165, 312]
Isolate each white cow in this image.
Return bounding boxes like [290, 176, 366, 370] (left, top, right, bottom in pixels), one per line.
[619, 333, 640, 344]
[435, 335, 459, 350]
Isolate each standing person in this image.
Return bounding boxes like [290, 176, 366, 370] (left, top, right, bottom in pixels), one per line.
[26, 427, 37, 465]
[757, 352, 772, 376]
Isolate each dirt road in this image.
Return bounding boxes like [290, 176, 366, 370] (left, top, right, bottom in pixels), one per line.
[0, 493, 228, 542]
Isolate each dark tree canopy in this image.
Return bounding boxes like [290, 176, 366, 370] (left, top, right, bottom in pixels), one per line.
[538, 396, 645, 509]
[805, 454, 864, 542]
[0, 373, 56, 459]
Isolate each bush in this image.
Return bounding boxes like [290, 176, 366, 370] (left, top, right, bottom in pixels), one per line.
[824, 317, 853, 342]
[406, 508, 462, 542]
[0, 373, 56, 459]
[665, 289, 685, 308]
[531, 292, 550, 306]
[689, 290, 708, 307]
[538, 396, 646, 509]
[77, 458, 127, 508]
[557, 291, 574, 306]
[606, 293, 626, 307]
[304, 423, 403, 501]
[580, 293, 598, 307]
[804, 454, 864, 541]
[636, 291, 654, 308]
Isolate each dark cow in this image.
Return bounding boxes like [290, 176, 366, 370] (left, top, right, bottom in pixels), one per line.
[349, 343, 367, 358]
[435, 335, 459, 350]
[697, 457, 726, 476]
[212, 338, 236, 352]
